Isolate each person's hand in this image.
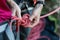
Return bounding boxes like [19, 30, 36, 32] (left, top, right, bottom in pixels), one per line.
[16, 7, 22, 23]
[28, 14, 40, 28]
[12, 7, 22, 17]
[27, 0, 44, 28]
[12, 5, 22, 24]
[7, 0, 22, 19]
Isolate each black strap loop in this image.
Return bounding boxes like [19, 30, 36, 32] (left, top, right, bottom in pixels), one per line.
[35, 1, 45, 6]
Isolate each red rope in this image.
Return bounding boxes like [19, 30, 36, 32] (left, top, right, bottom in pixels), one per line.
[40, 7, 60, 18]
[27, 7, 60, 40]
[10, 7, 60, 40]
[11, 7, 60, 32]
[27, 19, 45, 40]
[11, 14, 31, 32]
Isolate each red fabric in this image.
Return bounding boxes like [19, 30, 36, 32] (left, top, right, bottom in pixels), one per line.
[0, 0, 12, 23]
[0, 0, 11, 11]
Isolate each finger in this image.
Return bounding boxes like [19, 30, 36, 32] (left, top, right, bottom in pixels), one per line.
[29, 19, 39, 28]
[12, 8, 16, 16]
[29, 15, 35, 21]
[16, 8, 22, 18]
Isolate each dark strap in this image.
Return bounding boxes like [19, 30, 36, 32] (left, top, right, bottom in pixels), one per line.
[0, 20, 10, 26]
[35, 1, 45, 6]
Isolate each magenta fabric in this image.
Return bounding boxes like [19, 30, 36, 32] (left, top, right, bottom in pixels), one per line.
[27, 19, 45, 40]
[0, 0, 12, 23]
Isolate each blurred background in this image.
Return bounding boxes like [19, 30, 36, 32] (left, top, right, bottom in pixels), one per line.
[41, 0, 60, 36]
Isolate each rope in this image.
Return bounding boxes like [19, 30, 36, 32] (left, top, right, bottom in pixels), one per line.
[40, 7, 60, 18]
[10, 7, 60, 40]
[27, 7, 60, 40]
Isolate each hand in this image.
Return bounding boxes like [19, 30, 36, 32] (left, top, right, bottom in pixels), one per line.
[12, 6, 22, 24]
[27, 1, 43, 28]
[28, 14, 40, 28]
[16, 6, 22, 24]
[7, 0, 22, 19]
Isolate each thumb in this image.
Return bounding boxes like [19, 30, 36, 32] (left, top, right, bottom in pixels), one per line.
[29, 15, 35, 21]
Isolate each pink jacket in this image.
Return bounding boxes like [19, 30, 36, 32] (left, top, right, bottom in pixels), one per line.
[0, 0, 12, 23]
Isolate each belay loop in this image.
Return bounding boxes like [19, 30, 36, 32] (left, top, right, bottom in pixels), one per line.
[21, 14, 31, 27]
